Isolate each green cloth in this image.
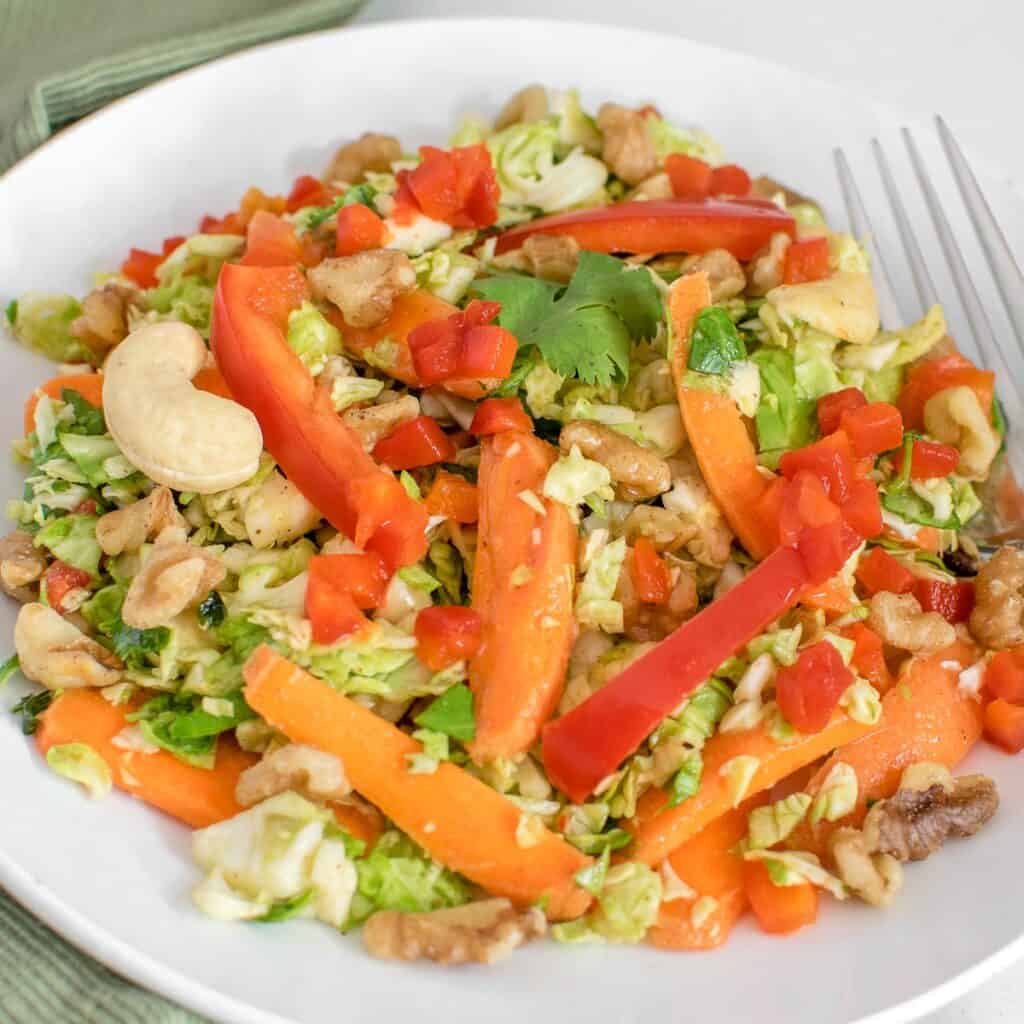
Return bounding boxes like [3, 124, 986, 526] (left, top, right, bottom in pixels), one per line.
[0, 4, 367, 1018]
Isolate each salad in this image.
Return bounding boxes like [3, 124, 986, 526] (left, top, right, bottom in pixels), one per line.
[3, 84, 1019, 964]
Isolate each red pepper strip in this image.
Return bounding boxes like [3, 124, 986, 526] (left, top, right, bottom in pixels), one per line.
[240, 211, 303, 267]
[775, 641, 853, 734]
[211, 263, 428, 570]
[666, 154, 712, 200]
[839, 402, 904, 458]
[630, 537, 672, 605]
[336, 204, 387, 256]
[709, 164, 751, 198]
[305, 559, 370, 644]
[494, 199, 796, 261]
[541, 545, 810, 803]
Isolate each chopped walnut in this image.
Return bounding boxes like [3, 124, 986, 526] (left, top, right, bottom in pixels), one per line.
[235, 743, 351, 807]
[494, 84, 549, 130]
[522, 234, 580, 284]
[620, 505, 696, 553]
[324, 132, 402, 186]
[559, 420, 670, 501]
[95, 486, 184, 556]
[14, 603, 123, 690]
[749, 175, 816, 209]
[829, 827, 904, 908]
[362, 898, 546, 965]
[309, 251, 416, 329]
[866, 591, 956, 654]
[746, 232, 792, 296]
[69, 284, 139, 354]
[679, 249, 746, 302]
[627, 172, 673, 201]
[622, 358, 676, 412]
[662, 452, 734, 567]
[121, 527, 225, 630]
[0, 530, 47, 601]
[970, 546, 1024, 650]
[343, 394, 420, 452]
[595, 104, 658, 186]
[617, 555, 698, 642]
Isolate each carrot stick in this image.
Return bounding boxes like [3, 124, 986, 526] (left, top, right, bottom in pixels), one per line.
[743, 859, 818, 935]
[468, 431, 577, 762]
[788, 641, 984, 857]
[24, 374, 105, 435]
[648, 797, 763, 951]
[35, 689, 257, 829]
[628, 710, 875, 867]
[668, 272, 776, 560]
[243, 645, 592, 920]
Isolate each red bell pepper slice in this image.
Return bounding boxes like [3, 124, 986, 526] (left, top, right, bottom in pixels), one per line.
[666, 154, 712, 200]
[912, 576, 975, 624]
[779, 430, 856, 503]
[373, 415, 456, 470]
[842, 622, 893, 693]
[855, 547, 916, 596]
[542, 545, 811, 802]
[414, 606, 483, 671]
[240, 211, 302, 267]
[709, 164, 751, 198]
[469, 397, 533, 436]
[783, 236, 830, 285]
[336, 204, 387, 256]
[839, 402, 904, 458]
[985, 649, 1024, 704]
[892, 438, 960, 480]
[985, 699, 1024, 754]
[775, 641, 853, 734]
[305, 558, 370, 644]
[494, 199, 796, 261]
[309, 553, 389, 610]
[41, 561, 92, 615]
[211, 263, 428, 570]
[630, 538, 672, 605]
[817, 387, 866, 436]
[898, 353, 995, 431]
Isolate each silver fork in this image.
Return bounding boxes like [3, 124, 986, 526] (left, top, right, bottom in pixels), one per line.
[834, 118, 1024, 490]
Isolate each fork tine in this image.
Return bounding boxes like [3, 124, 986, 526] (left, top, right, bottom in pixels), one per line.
[833, 147, 908, 327]
[936, 115, 1024, 347]
[871, 138, 938, 313]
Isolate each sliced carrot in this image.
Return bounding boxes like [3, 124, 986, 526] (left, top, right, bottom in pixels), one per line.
[24, 374, 105, 435]
[35, 689, 256, 829]
[881, 523, 941, 554]
[243, 646, 592, 920]
[424, 470, 478, 524]
[800, 575, 856, 616]
[743, 860, 818, 935]
[668, 272, 776, 560]
[788, 641, 984, 857]
[648, 797, 763, 951]
[628, 710, 874, 867]
[468, 431, 577, 762]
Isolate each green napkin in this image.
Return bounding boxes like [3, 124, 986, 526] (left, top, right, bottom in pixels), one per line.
[0, 4, 366, 1019]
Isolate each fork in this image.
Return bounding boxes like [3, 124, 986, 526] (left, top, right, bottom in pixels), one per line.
[834, 118, 1024, 495]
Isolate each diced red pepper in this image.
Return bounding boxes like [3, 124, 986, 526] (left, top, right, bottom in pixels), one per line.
[470, 397, 533, 436]
[912, 576, 975, 624]
[424, 471, 478, 524]
[336, 204, 387, 257]
[408, 301, 512, 386]
[898, 354, 995, 431]
[630, 538, 672, 605]
[73, 499, 99, 516]
[709, 164, 751, 198]
[775, 640, 854, 734]
[120, 234, 185, 289]
[843, 478, 883, 539]
[839, 402, 904, 458]
[407, 314, 462, 385]
[778, 472, 839, 548]
[985, 699, 1024, 754]
[414, 605, 483, 671]
[783, 236, 831, 285]
[796, 520, 861, 585]
[305, 559, 370, 644]
[458, 325, 518, 379]
[817, 387, 866, 436]
[842, 622, 894, 694]
[199, 211, 244, 235]
[985, 649, 1024, 705]
[42, 561, 91, 615]
[373, 415, 456, 470]
[399, 144, 499, 230]
[542, 545, 811, 802]
[240, 211, 302, 267]
[779, 430, 856, 503]
[286, 174, 334, 213]
[856, 547, 916, 596]
[892, 438, 960, 481]
[309, 553, 389, 610]
[665, 154, 712, 200]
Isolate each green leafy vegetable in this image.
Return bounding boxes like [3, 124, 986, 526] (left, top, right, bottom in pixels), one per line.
[687, 307, 746, 375]
[60, 389, 106, 435]
[751, 348, 816, 456]
[11, 689, 58, 735]
[257, 889, 315, 923]
[198, 591, 227, 630]
[34, 514, 102, 577]
[427, 540, 466, 605]
[286, 301, 342, 375]
[82, 585, 171, 669]
[667, 751, 703, 808]
[413, 683, 476, 742]
[0, 654, 20, 689]
[298, 183, 378, 232]
[5, 299, 16, 325]
[46, 742, 112, 799]
[8, 293, 93, 364]
[574, 846, 611, 897]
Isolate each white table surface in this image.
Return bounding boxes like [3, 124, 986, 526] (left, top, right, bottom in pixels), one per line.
[349, 2, 1022, 1022]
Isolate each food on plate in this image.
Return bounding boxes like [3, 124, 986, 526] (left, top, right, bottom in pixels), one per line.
[4, 84, 1014, 964]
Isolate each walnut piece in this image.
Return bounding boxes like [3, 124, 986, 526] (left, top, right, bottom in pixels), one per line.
[521, 234, 580, 284]
[69, 284, 138, 354]
[745, 232, 792, 296]
[343, 394, 420, 452]
[662, 452, 734, 567]
[235, 743, 351, 807]
[829, 828, 904, 908]
[0, 530, 47, 601]
[14, 603, 122, 689]
[595, 104, 658, 186]
[620, 505, 696, 553]
[121, 527, 225, 630]
[559, 420, 670, 501]
[969, 546, 1024, 650]
[96, 486, 184, 556]
[617, 554, 698, 642]
[680, 249, 746, 302]
[866, 591, 956, 654]
[493, 84, 549, 130]
[309, 251, 416, 329]
[324, 132, 402, 186]
[362, 898, 546, 965]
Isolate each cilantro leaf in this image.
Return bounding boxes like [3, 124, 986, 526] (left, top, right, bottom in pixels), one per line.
[11, 689, 58, 735]
[414, 683, 476, 742]
[198, 590, 227, 629]
[473, 275, 559, 338]
[61, 388, 106, 435]
[560, 252, 663, 338]
[687, 307, 746, 376]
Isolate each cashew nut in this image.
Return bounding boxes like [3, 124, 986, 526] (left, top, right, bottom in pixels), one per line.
[103, 323, 263, 494]
[15, 603, 122, 689]
[0, 530, 47, 600]
[923, 385, 1000, 481]
[866, 591, 956, 654]
[767, 271, 880, 345]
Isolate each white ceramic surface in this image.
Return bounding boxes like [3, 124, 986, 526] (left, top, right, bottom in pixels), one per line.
[2, 18, 1023, 1024]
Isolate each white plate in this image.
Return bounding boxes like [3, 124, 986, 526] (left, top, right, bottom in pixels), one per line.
[1, 17, 1023, 1024]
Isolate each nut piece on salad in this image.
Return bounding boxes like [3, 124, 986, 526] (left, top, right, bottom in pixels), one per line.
[343, 394, 420, 451]
[308, 251, 416, 330]
[69, 283, 139, 354]
[520, 234, 580, 284]
[324, 132, 402, 186]
[235, 743, 351, 808]
[679, 249, 745, 303]
[866, 591, 957, 654]
[95, 485, 184, 556]
[0, 530, 47, 601]
[559, 420, 671, 501]
[923, 385, 1000, 482]
[493, 84, 550, 130]
[745, 232, 792, 296]
[969, 546, 1024, 650]
[362, 898, 546, 966]
[829, 828, 904, 909]
[595, 103, 658, 186]
[14, 603, 122, 690]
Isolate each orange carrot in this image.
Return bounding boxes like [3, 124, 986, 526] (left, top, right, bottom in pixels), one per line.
[24, 374, 105, 434]
[331, 801, 384, 848]
[881, 524, 942, 554]
[800, 576, 856, 616]
[424, 470, 478, 524]
[243, 646, 592, 920]
[35, 689, 256, 829]
[192, 365, 235, 400]
[648, 797, 763, 951]
[468, 431, 577, 762]
[789, 642, 984, 857]
[668, 272, 776, 560]
[743, 859, 818, 935]
[628, 710, 875, 867]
